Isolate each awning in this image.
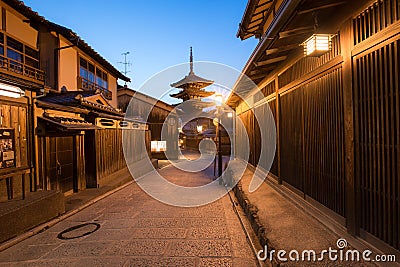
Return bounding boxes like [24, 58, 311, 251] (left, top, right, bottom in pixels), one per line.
[38, 116, 100, 132]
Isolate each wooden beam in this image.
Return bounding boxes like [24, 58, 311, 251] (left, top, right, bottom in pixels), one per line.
[297, 1, 347, 15]
[255, 0, 274, 9]
[254, 56, 287, 67]
[250, 73, 270, 80]
[257, 0, 279, 39]
[266, 44, 301, 55]
[341, 19, 357, 236]
[249, 65, 276, 75]
[253, 0, 274, 16]
[279, 26, 314, 38]
[248, 16, 264, 27]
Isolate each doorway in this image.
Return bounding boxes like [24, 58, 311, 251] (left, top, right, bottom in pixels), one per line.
[46, 136, 77, 194]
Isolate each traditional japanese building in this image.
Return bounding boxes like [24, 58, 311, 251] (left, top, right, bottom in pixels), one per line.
[170, 48, 217, 151]
[0, 0, 45, 204]
[231, 0, 400, 255]
[32, 18, 143, 194]
[0, 0, 150, 242]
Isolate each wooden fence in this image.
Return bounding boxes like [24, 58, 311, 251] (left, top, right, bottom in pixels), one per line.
[96, 128, 150, 185]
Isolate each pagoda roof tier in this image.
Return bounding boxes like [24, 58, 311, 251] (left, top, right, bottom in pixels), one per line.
[170, 71, 214, 89]
[170, 88, 214, 101]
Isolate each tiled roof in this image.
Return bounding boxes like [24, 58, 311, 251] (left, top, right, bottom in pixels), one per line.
[3, 0, 130, 82]
[37, 91, 123, 116]
[38, 91, 94, 106]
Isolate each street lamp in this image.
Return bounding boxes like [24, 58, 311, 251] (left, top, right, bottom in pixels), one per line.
[214, 93, 223, 183]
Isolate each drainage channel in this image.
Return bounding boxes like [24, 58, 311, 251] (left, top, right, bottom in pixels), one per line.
[225, 186, 266, 267]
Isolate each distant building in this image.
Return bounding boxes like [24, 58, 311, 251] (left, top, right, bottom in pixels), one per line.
[170, 47, 220, 151]
[118, 85, 179, 160]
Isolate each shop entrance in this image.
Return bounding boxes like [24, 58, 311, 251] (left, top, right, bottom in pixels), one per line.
[46, 136, 77, 194]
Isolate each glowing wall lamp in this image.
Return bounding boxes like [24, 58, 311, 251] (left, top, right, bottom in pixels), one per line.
[214, 93, 223, 107]
[303, 34, 332, 57]
[0, 83, 24, 98]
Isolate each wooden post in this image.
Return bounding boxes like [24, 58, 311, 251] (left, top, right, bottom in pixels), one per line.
[275, 77, 282, 184]
[22, 173, 25, 199]
[341, 19, 358, 236]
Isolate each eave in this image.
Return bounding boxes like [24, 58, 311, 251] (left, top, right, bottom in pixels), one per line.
[228, 0, 349, 107]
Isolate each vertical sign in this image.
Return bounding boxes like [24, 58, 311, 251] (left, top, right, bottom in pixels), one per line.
[0, 128, 15, 169]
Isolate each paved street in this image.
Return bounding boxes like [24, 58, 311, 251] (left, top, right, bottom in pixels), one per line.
[0, 159, 259, 267]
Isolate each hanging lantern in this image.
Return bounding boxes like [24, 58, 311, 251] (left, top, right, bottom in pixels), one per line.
[303, 34, 332, 57]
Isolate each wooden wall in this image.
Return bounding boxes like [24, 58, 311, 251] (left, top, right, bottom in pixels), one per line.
[0, 98, 30, 202]
[353, 11, 400, 249]
[95, 128, 150, 186]
[235, 0, 400, 251]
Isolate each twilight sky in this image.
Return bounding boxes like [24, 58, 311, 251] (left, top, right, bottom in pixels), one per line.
[23, 0, 257, 103]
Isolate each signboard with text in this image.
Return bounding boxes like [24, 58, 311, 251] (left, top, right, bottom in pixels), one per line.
[0, 128, 15, 169]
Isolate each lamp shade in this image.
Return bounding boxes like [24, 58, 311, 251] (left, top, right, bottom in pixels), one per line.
[214, 93, 223, 107]
[303, 34, 331, 57]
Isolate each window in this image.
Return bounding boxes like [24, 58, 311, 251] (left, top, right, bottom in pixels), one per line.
[1, 35, 40, 71]
[96, 68, 103, 88]
[79, 56, 109, 95]
[88, 63, 95, 84]
[0, 33, 4, 56]
[7, 37, 23, 52]
[79, 56, 108, 89]
[102, 72, 108, 89]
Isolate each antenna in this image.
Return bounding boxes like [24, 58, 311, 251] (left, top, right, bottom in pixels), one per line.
[118, 51, 131, 85]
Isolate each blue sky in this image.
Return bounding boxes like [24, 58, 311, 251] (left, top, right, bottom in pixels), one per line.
[23, 0, 257, 103]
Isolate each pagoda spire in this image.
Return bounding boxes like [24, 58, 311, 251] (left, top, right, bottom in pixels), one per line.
[190, 46, 194, 74]
[170, 47, 214, 101]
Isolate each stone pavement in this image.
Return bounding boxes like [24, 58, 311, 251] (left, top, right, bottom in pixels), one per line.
[0, 156, 261, 266]
[229, 160, 398, 267]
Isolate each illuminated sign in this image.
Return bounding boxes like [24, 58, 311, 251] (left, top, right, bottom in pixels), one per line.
[151, 141, 167, 152]
[0, 83, 24, 98]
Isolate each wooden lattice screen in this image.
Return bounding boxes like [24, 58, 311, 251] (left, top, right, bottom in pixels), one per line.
[353, 38, 400, 250]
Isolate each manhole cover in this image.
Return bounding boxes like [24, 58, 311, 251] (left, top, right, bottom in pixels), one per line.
[57, 223, 100, 240]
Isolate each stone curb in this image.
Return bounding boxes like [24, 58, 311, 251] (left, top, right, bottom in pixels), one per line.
[233, 181, 280, 266]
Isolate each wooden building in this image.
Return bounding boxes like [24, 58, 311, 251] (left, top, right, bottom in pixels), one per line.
[35, 91, 148, 194]
[31, 17, 138, 194]
[230, 0, 399, 254]
[118, 85, 178, 160]
[0, 0, 148, 196]
[0, 0, 45, 203]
